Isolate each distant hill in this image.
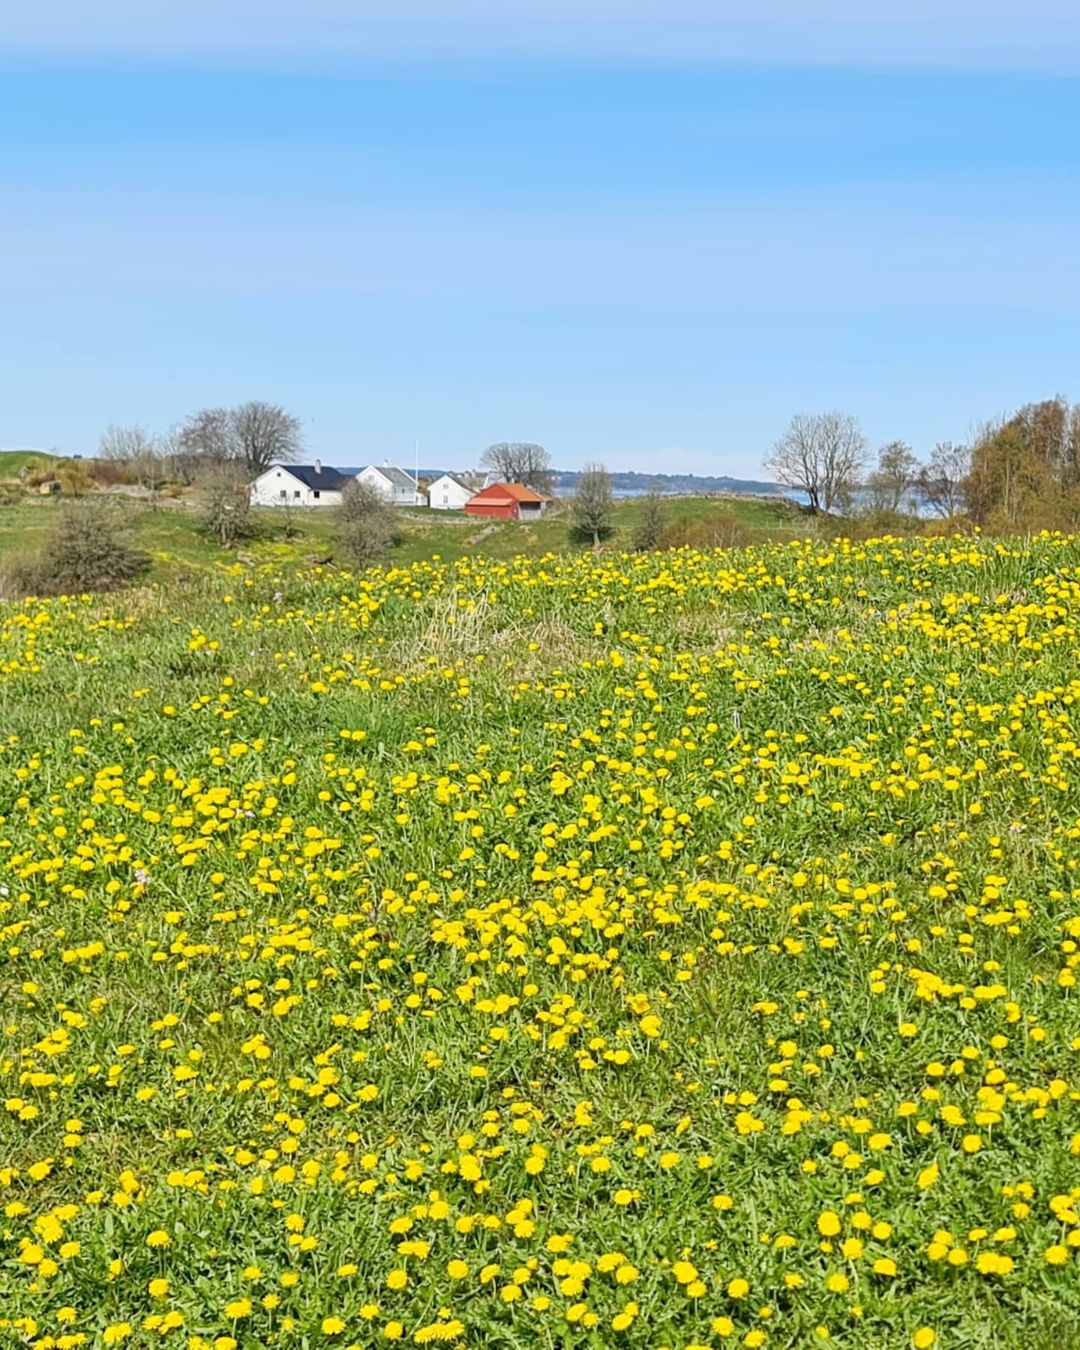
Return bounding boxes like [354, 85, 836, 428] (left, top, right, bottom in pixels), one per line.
[549, 469, 790, 498]
[352, 467, 792, 499]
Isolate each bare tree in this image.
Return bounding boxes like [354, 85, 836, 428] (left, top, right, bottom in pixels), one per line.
[569, 462, 615, 549]
[633, 483, 667, 551]
[163, 423, 205, 485]
[275, 495, 301, 540]
[180, 401, 303, 479]
[97, 423, 167, 497]
[179, 407, 233, 469]
[99, 423, 155, 461]
[338, 478, 400, 565]
[765, 412, 868, 514]
[867, 440, 919, 512]
[231, 401, 303, 477]
[916, 441, 970, 518]
[196, 464, 255, 549]
[480, 442, 554, 492]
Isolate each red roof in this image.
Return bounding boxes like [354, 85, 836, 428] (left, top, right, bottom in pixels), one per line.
[469, 481, 552, 503]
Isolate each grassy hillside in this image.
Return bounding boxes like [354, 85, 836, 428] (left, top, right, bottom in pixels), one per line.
[0, 493, 810, 580]
[0, 448, 59, 479]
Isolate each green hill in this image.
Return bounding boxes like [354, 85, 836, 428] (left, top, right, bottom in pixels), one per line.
[0, 449, 60, 479]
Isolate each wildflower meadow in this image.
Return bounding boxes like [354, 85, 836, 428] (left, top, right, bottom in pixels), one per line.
[3, 533, 1080, 1350]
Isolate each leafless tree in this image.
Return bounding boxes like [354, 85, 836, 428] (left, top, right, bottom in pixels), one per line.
[633, 484, 667, 551]
[867, 440, 920, 512]
[275, 495, 301, 540]
[97, 422, 167, 496]
[569, 462, 615, 549]
[480, 442, 553, 492]
[916, 441, 970, 517]
[179, 407, 233, 469]
[196, 463, 255, 549]
[338, 478, 400, 565]
[180, 401, 303, 479]
[163, 423, 205, 485]
[765, 412, 868, 514]
[99, 423, 155, 461]
[231, 401, 303, 477]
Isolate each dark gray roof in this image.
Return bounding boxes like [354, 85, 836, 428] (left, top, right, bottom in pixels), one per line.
[279, 464, 352, 490]
[367, 464, 417, 490]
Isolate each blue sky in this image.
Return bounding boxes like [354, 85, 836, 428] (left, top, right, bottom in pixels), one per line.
[3, 3, 1080, 477]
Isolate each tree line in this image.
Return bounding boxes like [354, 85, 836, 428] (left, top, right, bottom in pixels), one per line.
[98, 418, 562, 492]
[99, 400, 304, 487]
[765, 412, 968, 519]
[765, 398, 1080, 528]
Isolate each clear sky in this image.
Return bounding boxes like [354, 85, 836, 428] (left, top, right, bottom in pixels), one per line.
[3, 2, 1080, 477]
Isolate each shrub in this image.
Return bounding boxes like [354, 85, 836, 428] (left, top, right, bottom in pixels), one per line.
[55, 460, 95, 497]
[6, 501, 147, 596]
[632, 486, 667, 551]
[85, 457, 134, 488]
[338, 479, 400, 565]
[656, 509, 757, 552]
[817, 508, 923, 542]
[197, 465, 256, 548]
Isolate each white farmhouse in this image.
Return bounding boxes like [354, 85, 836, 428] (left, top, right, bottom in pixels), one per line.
[250, 461, 353, 507]
[426, 472, 480, 511]
[357, 463, 422, 506]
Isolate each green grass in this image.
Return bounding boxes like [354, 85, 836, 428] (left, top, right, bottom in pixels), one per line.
[7, 529, 1076, 1349]
[0, 492, 807, 578]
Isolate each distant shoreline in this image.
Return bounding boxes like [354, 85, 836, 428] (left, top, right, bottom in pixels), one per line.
[341, 467, 796, 501]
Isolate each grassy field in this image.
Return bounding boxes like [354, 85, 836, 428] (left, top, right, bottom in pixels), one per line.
[3, 531, 1080, 1350]
[0, 493, 807, 579]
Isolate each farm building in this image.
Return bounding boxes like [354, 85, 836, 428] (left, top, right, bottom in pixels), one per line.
[464, 482, 553, 520]
[250, 461, 353, 507]
[426, 472, 488, 510]
[357, 464, 422, 506]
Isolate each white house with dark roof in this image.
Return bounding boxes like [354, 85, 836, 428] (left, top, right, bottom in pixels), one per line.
[357, 463, 422, 506]
[249, 460, 353, 507]
[426, 472, 488, 510]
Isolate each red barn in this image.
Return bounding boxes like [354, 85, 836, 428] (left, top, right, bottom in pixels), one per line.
[464, 482, 553, 520]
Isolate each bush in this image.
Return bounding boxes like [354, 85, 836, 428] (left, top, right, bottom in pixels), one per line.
[632, 487, 667, 551]
[817, 508, 923, 542]
[655, 509, 757, 552]
[338, 479, 400, 565]
[55, 460, 95, 497]
[6, 501, 148, 596]
[85, 457, 134, 488]
[197, 466, 256, 548]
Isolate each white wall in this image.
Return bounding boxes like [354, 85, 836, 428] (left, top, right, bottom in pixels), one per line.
[250, 468, 341, 507]
[427, 475, 474, 510]
[358, 465, 420, 505]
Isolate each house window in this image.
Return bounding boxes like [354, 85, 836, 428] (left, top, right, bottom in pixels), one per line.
[313, 490, 320, 499]
[294, 490, 301, 499]
[279, 489, 287, 499]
